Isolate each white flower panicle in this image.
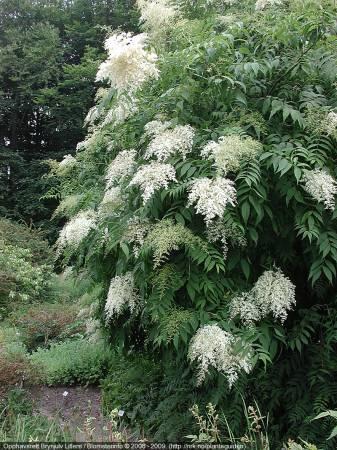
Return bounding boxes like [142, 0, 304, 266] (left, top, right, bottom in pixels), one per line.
[255, 0, 283, 10]
[145, 123, 195, 162]
[76, 130, 100, 152]
[84, 106, 100, 125]
[102, 95, 138, 128]
[129, 162, 177, 204]
[96, 32, 159, 93]
[188, 177, 237, 225]
[56, 210, 97, 252]
[105, 150, 137, 189]
[205, 220, 229, 259]
[137, 0, 180, 32]
[229, 295, 261, 327]
[53, 194, 81, 218]
[56, 154, 77, 175]
[303, 168, 337, 211]
[85, 318, 101, 336]
[122, 216, 151, 257]
[59, 154, 77, 168]
[230, 268, 296, 326]
[105, 272, 140, 322]
[188, 324, 252, 386]
[325, 111, 337, 136]
[144, 119, 172, 138]
[201, 135, 262, 175]
[101, 186, 124, 208]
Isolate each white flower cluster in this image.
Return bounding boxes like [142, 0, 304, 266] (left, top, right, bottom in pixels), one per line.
[255, 0, 283, 10]
[230, 269, 296, 326]
[105, 150, 137, 189]
[105, 272, 140, 322]
[201, 135, 262, 175]
[85, 318, 102, 341]
[129, 162, 177, 203]
[144, 122, 195, 161]
[188, 324, 252, 386]
[53, 194, 82, 218]
[205, 220, 229, 259]
[107, 97, 138, 127]
[76, 130, 100, 152]
[144, 119, 172, 138]
[99, 186, 124, 217]
[56, 154, 77, 175]
[122, 216, 151, 257]
[188, 177, 237, 225]
[303, 168, 337, 211]
[137, 0, 180, 32]
[96, 32, 159, 94]
[325, 111, 337, 137]
[56, 210, 97, 252]
[206, 220, 247, 259]
[59, 154, 76, 168]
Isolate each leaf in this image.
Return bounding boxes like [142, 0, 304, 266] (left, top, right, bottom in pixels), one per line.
[241, 201, 250, 224]
[120, 242, 129, 259]
[240, 259, 250, 280]
[328, 425, 337, 440]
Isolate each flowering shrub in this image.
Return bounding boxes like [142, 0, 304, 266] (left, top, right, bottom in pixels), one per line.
[51, 0, 337, 445]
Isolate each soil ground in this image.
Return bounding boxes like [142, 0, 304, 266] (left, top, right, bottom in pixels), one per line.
[28, 385, 112, 441]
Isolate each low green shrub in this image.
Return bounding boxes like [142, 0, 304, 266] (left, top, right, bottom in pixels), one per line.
[101, 354, 201, 440]
[29, 338, 112, 385]
[0, 218, 52, 266]
[2, 388, 32, 416]
[0, 219, 54, 317]
[0, 338, 34, 399]
[12, 303, 83, 350]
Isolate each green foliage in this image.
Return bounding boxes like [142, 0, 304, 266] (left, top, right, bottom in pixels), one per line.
[11, 303, 83, 351]
[49, 0, 337, 446]
[0, 219, 53, 317]
[0, 388, 70, 442]
[29, 338, 112, 385]
[0, 218, 52, 265]
[0, 0, 138, 230]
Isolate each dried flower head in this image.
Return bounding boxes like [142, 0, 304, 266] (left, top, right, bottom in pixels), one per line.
[129, 162, 177, 203]
[188, 324, 252, 386]
[303, 168, 337, 211]
[98, 186, 124, 217]
[53, 194, 82, 218]
[188, 177, 237, 225]
[144, 219, 203, 266]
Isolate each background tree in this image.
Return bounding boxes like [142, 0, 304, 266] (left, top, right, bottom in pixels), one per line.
[0, 0, 138, 233]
